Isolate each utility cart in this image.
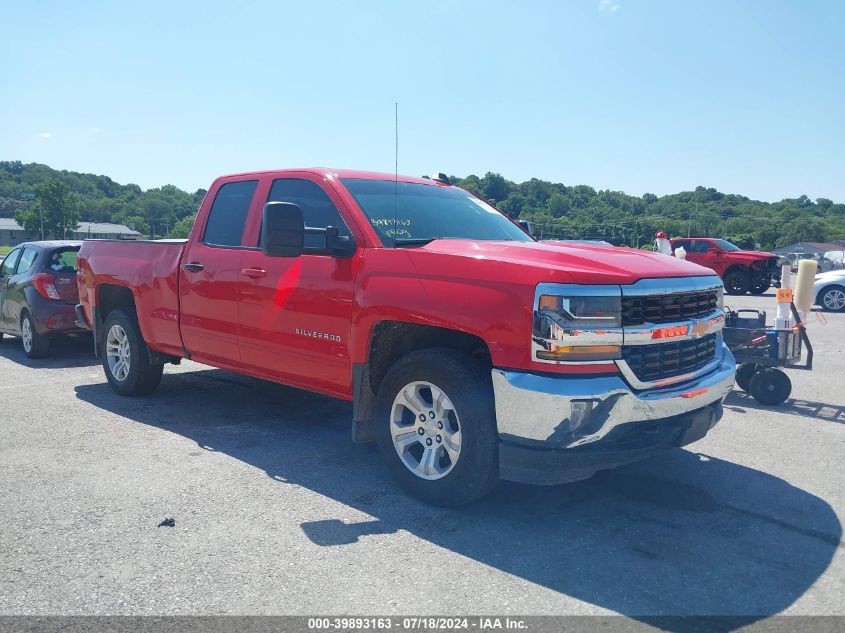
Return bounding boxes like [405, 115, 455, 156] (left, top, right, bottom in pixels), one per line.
[723, 303, 813, 405]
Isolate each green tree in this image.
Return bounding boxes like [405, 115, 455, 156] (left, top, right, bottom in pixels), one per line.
[168, 214, 196, 239]
[15, 179, 80, 239]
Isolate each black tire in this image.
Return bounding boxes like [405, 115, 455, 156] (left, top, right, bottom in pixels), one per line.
[21, 311, 50, 358]
[723, 268, 751, 295]
[735, 363, 760, 392]
[101, 308, 163, 396]
[818, 285, 845, 312]
[750, 282, 770, 295]
[374, 348, 499, 506]
[749, 368, 791, 406]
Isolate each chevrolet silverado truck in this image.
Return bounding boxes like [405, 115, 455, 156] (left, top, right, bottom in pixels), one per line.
[76, 169, 736, 505]
[669, 237, 781, 295]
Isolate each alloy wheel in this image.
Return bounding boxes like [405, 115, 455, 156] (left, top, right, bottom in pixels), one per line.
[823, 288, 845, 311]
[389, 380, 462, 481]
[21, 317, 33, 353]
[106, 324, 131, 382]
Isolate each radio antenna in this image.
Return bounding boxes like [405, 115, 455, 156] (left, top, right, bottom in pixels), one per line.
[393, 101, 398, 246]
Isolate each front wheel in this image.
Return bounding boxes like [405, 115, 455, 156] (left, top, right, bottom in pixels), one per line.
[102, 308, 163, 396]
[374, 348, 499, 506]
[724, 268, 751, 295]
[819, 286, 845, 312]
[750, 281, 770, 295]
[21, 311, 50, 358]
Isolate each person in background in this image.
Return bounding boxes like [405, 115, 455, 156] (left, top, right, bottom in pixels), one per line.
[654, 230, 672, 256]
[49, 252, 64, 271]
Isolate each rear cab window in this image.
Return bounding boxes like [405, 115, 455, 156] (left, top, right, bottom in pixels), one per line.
[202, 180, 259, 247]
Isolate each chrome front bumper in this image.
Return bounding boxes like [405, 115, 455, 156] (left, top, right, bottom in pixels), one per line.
[492, 343, 736, 450]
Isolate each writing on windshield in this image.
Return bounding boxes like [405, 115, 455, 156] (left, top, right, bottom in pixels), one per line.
[340, 179, 532, 245]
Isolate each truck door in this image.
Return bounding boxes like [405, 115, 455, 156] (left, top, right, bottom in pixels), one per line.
[238, 175, 359, 395]
[684, 239, 712, 268]
[178, 179, 258, 367]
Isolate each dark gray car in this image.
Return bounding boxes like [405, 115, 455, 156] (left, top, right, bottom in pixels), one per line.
[0, 241, 83, 358]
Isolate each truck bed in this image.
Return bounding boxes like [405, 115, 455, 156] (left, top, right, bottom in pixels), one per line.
[77, 239, 187, 358]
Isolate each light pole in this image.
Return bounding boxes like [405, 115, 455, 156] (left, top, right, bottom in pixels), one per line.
[38, 199, 44, 240]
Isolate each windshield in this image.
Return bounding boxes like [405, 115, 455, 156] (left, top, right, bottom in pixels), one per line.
[340, 179, 533, 245]
[710, 239, 742, 252]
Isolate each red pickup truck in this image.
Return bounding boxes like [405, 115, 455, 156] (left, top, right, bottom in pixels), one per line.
[669, 237, 781, 295]
[76, 168, 736, 505]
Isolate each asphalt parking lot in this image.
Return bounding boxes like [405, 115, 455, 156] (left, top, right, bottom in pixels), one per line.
[0, 294, 843, 621]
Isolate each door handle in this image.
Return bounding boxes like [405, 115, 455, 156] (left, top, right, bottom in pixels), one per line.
[241, 267, 267, 279]
[183, 262, 204, 272]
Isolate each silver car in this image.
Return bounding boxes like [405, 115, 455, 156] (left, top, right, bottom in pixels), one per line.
[814, 270, 845, 312]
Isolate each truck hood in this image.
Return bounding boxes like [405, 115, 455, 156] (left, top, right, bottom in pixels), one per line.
[408, 239, 716, 285]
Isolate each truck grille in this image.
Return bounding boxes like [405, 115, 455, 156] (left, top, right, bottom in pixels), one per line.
[622, 290, 720, 326]
[622, 334, 718, 383]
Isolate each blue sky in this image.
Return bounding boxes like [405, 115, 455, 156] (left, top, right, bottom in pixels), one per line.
[1, 0, 843, 201]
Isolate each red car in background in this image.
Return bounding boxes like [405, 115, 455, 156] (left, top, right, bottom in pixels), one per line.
[669, 238, 781, 295]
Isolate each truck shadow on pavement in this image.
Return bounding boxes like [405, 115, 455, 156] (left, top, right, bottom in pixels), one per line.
[0, 333, 98, 369]
[75, 368, 841, 626]
[725, 391, 845, 425]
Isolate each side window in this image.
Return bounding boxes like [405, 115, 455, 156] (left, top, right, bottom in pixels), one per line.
[688, 240, 710, 254]
[671, 239, 690, 251]
[16, 247, 38, 274]
[265, 178, 351, 249]
[1, 248, 22, 278]
[202, 180, 258, 247]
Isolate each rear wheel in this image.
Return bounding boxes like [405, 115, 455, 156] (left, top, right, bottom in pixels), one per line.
[102, 308, 163, 396]
[749, 368, 791, 406]
[21, 311, 50, 358]
[374, 348, 499, 506]
[735, 363, 760, 392]
[724, 268, 751, 295]
[818, 285, 845, 312]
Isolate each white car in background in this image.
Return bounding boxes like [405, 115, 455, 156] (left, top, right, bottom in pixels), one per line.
[814, 270, 845, 312]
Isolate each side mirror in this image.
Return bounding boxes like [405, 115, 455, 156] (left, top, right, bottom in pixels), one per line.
[262, 202, 304, 257]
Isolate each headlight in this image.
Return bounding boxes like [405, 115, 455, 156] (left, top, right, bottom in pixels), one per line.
[533, 291, 622, 362]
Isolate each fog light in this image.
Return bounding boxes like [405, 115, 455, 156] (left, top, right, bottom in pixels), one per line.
[570, 399, 595, 430]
